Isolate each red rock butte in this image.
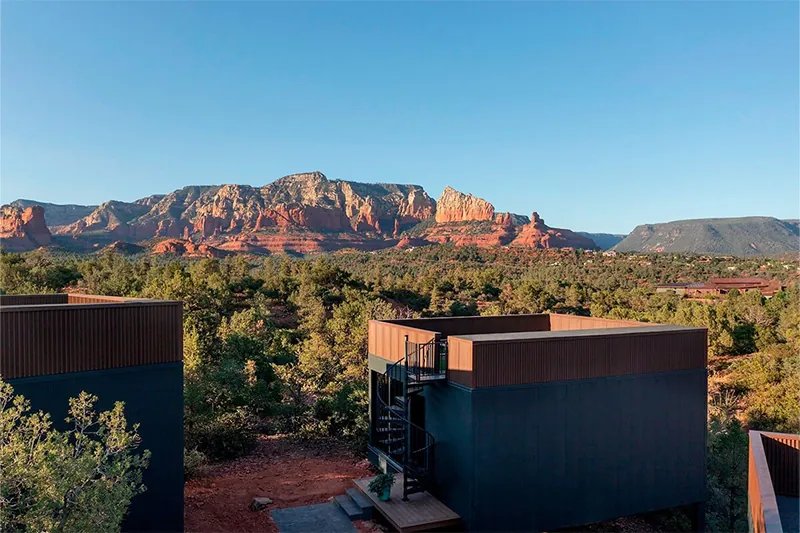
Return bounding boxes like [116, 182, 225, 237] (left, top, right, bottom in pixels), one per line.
[1, 172, 598, 254]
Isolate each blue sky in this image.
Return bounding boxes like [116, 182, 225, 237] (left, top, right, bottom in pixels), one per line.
[2, 2, 797, 234]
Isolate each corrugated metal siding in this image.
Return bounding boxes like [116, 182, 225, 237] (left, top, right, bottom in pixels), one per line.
[0, 294, 68, 306]
[549, 314, 649, 330]
[761, 433, 800, 497]
[470, 370, 707, 531]
[386, 314, 551, 336]
[446, 337, 474, 388]
[1, 302, 183, 378]
[368, 320, 437, 363]
[471, 330, 707, 388]
[748, 431, 785, 533]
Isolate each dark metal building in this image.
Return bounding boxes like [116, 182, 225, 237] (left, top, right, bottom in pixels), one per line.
[367, 314, 708, 532]
[1, 294, 184, 533]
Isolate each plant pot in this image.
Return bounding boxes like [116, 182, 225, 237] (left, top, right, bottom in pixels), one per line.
[378, 486, 391, 501]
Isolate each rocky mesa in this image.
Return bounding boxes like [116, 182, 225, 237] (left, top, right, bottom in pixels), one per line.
[0, 205, 53, 252]
[1, 172, 598, 254]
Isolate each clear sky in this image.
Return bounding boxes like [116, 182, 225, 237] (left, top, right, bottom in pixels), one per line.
[2, 2, 798, 234]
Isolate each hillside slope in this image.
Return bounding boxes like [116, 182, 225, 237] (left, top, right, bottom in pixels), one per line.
[613, 217, 799, 256]
[577, 232, 625, 250]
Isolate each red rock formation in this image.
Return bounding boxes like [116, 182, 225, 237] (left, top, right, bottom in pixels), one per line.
[421, 223, 517, 247]
[13, 173, 594, 254]
[194, 216, 225, 238]
[494, 212, 514, 226]
[396, 237, 432, 249]
[151, 239, 227, 258]
[0, 205, 52, 251]
[511, 212, 597, 249]
[435, 187, 495, 223]
[103, 241, 147, 255]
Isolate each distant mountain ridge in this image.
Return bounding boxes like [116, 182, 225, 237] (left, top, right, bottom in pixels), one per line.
[613, 217, 799, 256]
[10, 199, 97, 227]
[1, 172, 596, 254]
[577, 232, 625, 250]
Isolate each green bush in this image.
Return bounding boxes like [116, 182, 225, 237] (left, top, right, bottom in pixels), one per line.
[184, 448, 208, 480]
[0, 377, 150, 533]
[185, 408, 258, 461]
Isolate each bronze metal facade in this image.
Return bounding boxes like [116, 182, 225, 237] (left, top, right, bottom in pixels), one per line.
[369, 314, 706, 389]
[1, 294, 182, 379]
[749, 431, 800, 533]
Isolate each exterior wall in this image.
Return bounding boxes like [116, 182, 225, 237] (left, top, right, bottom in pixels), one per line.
[8, 363, 184, 533]
[470, 329, 707, 388]
[749, 432, 785, 533]
[387, 314, 550, 337]
[0, 294, 69, 305]
[422, 381, 475, 527]
[469, 370, 708, 532]
[760, 433, 800, 497]
[446, 336, 474, 388]
[368, 320, 437, 363]
[548, 314, 647, 330]
[749, 431, 800, 533]
[1, 300, 182, 378]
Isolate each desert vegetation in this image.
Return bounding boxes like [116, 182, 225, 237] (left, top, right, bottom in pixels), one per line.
[0, 379, 150, 533]
[1, 245, 798, 531]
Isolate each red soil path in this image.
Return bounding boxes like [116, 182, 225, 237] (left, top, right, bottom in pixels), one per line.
[184, 435, 375, 533]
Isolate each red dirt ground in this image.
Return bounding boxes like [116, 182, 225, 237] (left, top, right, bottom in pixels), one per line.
[184, 435, 376, 533]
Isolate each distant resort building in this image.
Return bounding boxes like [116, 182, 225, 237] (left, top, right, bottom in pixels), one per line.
[656, 277, 783, 298]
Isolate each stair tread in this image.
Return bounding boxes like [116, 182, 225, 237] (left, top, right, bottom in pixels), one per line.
[334, 494, 363, 520]
[346, 488, 374, 514]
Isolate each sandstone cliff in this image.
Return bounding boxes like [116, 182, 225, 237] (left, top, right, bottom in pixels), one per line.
[0, 205, 53, 252]
[151, 239, 227, 258]
[434, 186, 495, 223]
[511, 212, 597, 249]
[5, 172, 597, 254]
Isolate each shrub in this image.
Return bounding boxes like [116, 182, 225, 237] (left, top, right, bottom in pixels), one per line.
[0, 377, 150, 533]
[185, 408, 258, 461]
[184, 448, 208, 480]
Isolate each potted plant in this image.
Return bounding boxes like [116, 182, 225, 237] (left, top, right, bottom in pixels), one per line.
[368, 472, 395, 501]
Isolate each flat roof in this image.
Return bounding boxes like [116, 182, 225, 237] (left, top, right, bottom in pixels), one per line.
[452, 324, 703, 343]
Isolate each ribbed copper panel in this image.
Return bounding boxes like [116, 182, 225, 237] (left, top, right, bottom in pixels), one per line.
[471, 329, 707, 388]
[0, 294, 68, 306]
[368, 320, 437, 363]
[1, 299, 183, 379]
[447, 336, 474, 388]
[386, 314, 551, 336]
[761, 432, 800, 497]
[549, 314, 648, 330]
[749, 431, 793, 533]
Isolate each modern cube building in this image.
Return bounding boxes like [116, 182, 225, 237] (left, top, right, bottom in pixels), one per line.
[367, 314, 708, 532]
[0, 294, 184, 533]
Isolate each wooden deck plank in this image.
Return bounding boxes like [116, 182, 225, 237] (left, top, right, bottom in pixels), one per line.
[353, 475, 461, 533]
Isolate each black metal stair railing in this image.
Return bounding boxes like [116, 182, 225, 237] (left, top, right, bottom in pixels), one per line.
[406, 338, 448, 382]
[373, 337, 442, 500]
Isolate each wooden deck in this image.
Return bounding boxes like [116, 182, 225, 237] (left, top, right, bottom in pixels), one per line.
[353, 475, 461, 533]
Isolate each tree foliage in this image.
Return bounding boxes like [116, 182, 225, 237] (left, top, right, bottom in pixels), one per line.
[1, 246, 797, 529]
[0, 378, 150, 533]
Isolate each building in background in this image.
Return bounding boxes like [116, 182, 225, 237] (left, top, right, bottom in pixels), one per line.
[656, 277, 783, 298]
[366, 314, 708, 532]
[0, 294, 184, 533]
